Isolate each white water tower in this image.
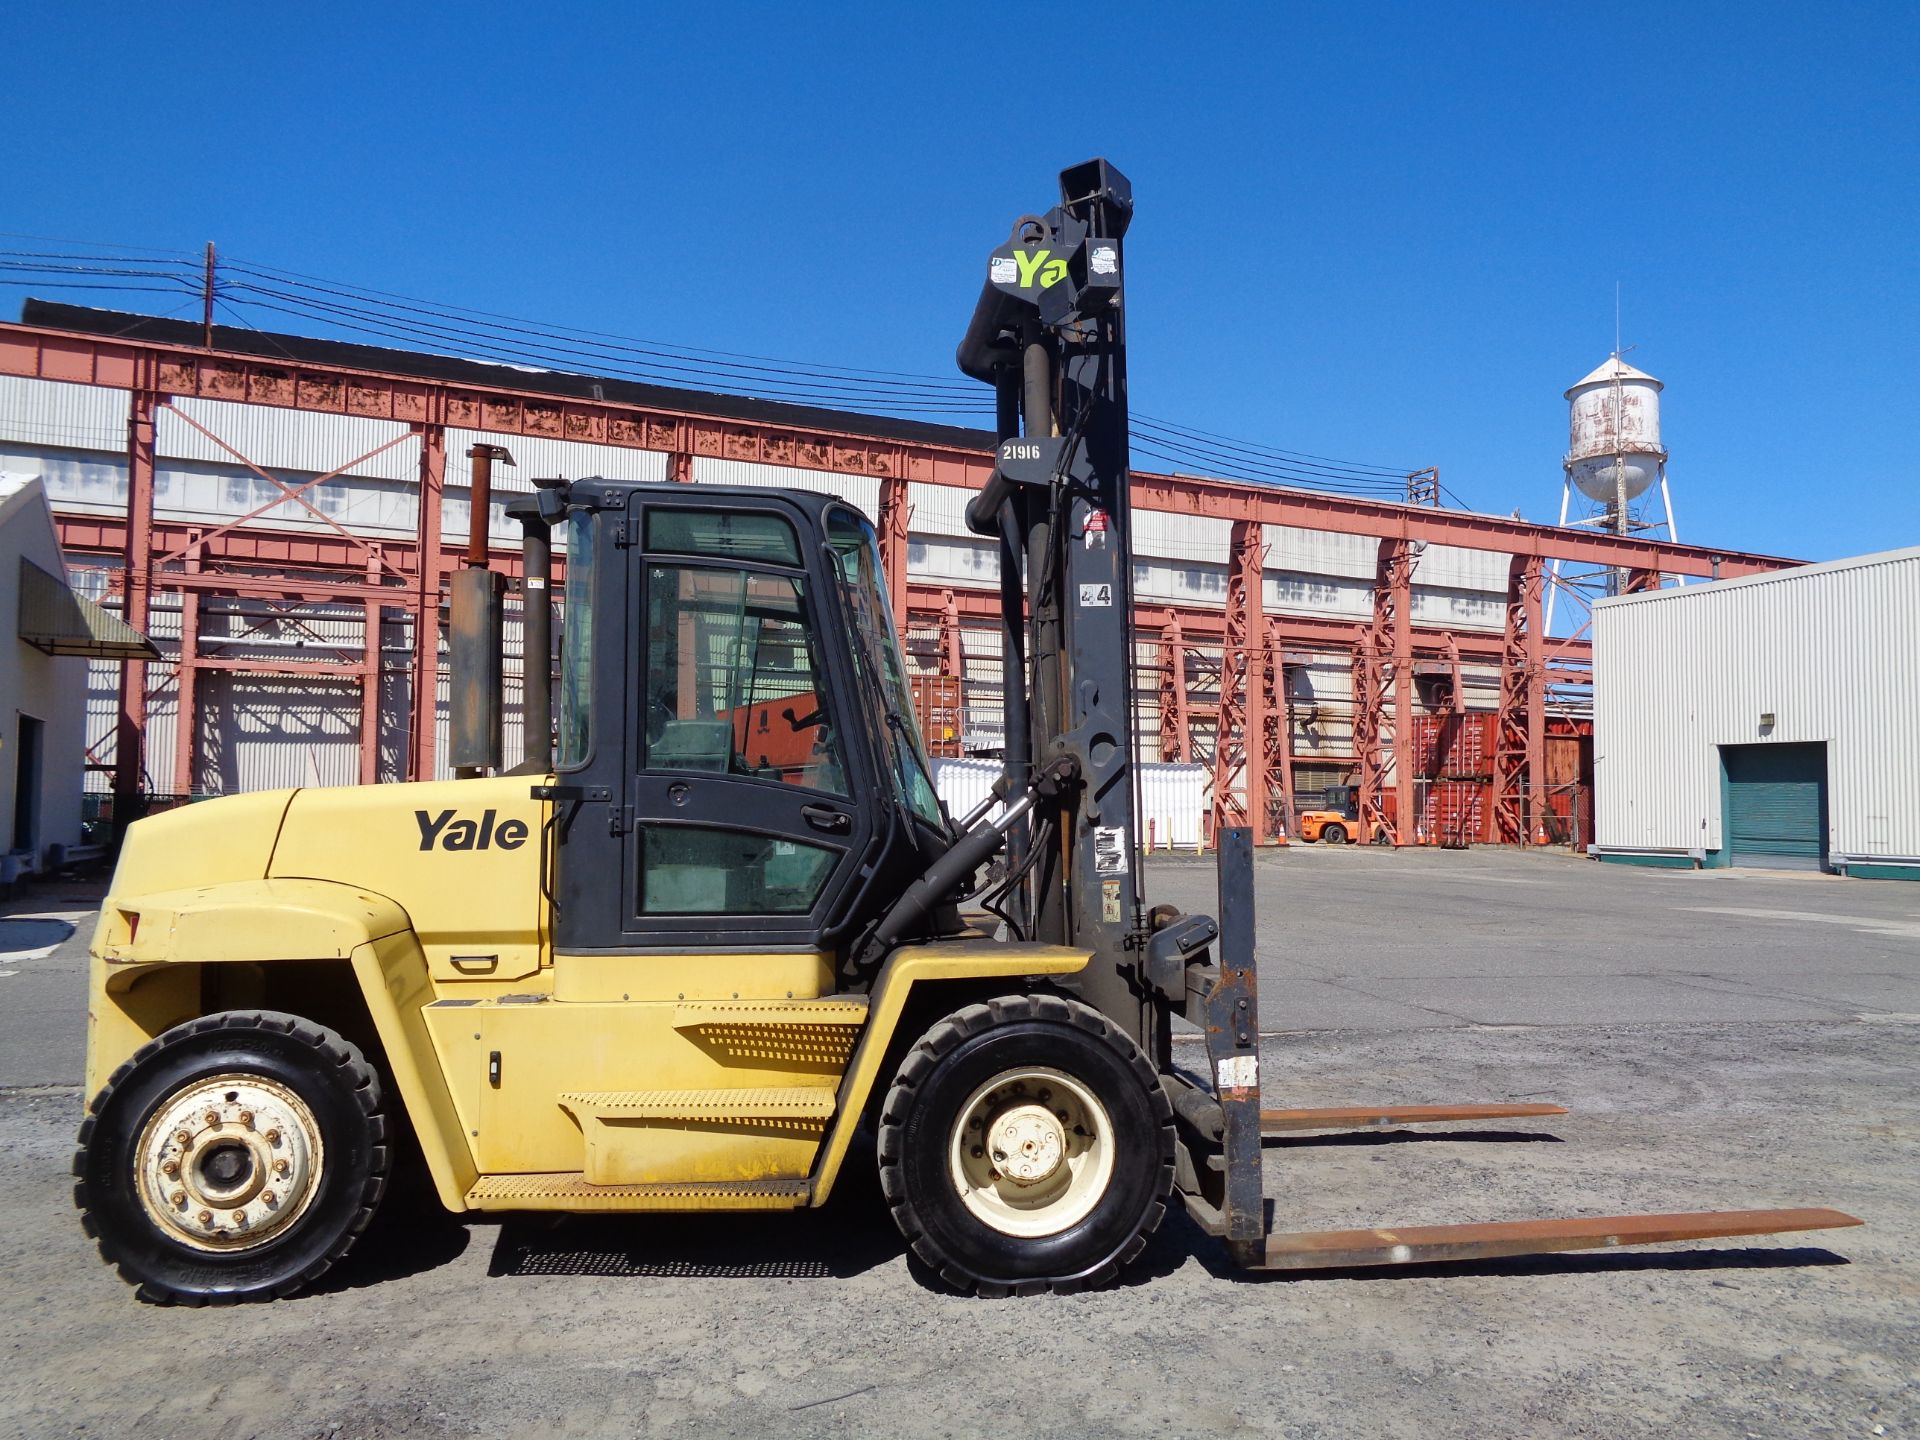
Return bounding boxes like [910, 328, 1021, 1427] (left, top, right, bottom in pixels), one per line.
[1563, 355, 1667, 518]
[1545, 352, 1682, 628]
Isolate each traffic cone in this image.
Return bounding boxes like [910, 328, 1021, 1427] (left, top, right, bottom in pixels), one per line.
[1533, 821, 1548, 845]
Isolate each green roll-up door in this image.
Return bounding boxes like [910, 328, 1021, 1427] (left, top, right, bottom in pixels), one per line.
[1722, 742, 1828, 871]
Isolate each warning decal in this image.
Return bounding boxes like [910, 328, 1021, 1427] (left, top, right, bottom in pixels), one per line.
[1216, 1055, 1258, 1093]
[1093, 825, 1127, 875]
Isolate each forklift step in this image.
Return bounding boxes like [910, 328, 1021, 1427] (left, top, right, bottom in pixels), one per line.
[1253, 1207, 1863, 1270]
[1259, 1103, 1569, 1133]
[466, 1173, 811, 1212]
[671, 998, 869, 1029]
[559, 1087, 838, 1121]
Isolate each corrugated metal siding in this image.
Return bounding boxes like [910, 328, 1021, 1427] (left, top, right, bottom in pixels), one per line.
[16, 380, 1524, 800]
[0, 377, 130, 452]
[697, 459, 880, 519]
[909, 480, 970, 538]
[1135, 510, 1232, 564]
[931, 759, 1208, 851]
[1594, 548, 1920, 862]
[203, 675, 362, 791]
[1139, 763, 1209, 849]
[166, 397, 417, 480]
[930, 758, 1004, 824]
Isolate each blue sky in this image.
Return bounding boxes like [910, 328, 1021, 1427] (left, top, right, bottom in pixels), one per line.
[8, 3, 1915, 561]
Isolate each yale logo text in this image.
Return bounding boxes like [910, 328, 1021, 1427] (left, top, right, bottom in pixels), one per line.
[415, 808, 529, 852]
[1015, 248, 1068, 289]
[993, 248, 1069, 290]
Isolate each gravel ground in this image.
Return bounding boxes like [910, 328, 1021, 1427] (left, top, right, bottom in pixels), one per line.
[1, 849, 1914, 1439]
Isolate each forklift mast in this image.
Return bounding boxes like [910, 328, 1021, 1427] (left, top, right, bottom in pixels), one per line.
[954, 160, 1158, 1050]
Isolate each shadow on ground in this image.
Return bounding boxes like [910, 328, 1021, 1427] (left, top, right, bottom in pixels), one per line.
[0, 917, 77, 954]
[487, 1139, 904, 1282]
[1263, 1126, 1565, 1148]
[1191, 1239, 1852, 1285]
[312, 1196, 473, 1296]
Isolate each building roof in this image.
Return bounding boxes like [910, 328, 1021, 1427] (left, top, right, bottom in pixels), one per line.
[16, 557, 158, 659]
[1595, 545, 1920, 608]
[4, 474, 158, 660]
[20, 300, 998, 455]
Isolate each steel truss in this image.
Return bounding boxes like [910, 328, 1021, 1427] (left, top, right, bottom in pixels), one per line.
[0, 318, 1797, 841]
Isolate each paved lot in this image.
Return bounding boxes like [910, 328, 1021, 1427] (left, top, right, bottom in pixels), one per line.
[1, 849, 1914, 1439]
[1151, 843, 1920, 1030]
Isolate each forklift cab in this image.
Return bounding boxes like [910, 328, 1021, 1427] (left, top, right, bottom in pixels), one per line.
[544, 479, 951, 965]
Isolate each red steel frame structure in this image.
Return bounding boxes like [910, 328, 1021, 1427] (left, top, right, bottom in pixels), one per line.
[0, 318, 1800, 843]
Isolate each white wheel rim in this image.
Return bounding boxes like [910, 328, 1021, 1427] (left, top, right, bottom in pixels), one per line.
[948, 1066, 1115, 1238]
[133, 1073, 326, 1252]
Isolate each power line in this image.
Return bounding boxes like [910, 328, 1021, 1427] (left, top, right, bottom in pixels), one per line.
[5, 238, 1447, 503]
[219, 276, 995, 408]
[226, 254, 993, 389]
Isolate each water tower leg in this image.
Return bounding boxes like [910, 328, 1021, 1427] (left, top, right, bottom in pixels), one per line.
[1659, 471, 1685, 585]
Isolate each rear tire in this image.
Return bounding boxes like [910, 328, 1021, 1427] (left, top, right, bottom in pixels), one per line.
[74, 1010, 388, 1304]
[1321, 822, 1349, 845]
[876, 994, 1174, 1296]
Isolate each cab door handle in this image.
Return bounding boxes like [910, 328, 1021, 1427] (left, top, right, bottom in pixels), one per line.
[800, 804, 852, 834]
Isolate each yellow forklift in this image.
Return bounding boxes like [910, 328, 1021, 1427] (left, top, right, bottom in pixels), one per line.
[74, 161, 1857, 1303]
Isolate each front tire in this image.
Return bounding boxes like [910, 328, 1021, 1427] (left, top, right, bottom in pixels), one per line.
[74, 1010, 388, 1304]
[876, 995, 1174, 1296]
[1321, 822, 1349, 845]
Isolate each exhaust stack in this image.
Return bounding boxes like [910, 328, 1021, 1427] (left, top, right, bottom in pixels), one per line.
[448, 444, 514, 778]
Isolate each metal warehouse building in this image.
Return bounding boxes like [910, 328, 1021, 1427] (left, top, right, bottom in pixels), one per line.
[1592, 547, 1920, 878]
[1, 301, 1795, 853]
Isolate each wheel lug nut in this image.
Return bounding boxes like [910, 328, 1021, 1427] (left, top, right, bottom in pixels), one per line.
[197, 1209, 214, 1226]
[273, 1158, 290, 1177]
[161, 1159, 179, 1177]
[170, 1189, 186, 1207]
[230, 1210, 249, 1227]
[970, 1146, 984, 1159]
[262, 1190, 277, 1206]
[175, 1130, 192, 1146]
[205, 1111, 220, 1127]
[265, 1129, 282, 1145]
[239, 1110, 254, 1127]
[1038, 1089, 1051, 1101]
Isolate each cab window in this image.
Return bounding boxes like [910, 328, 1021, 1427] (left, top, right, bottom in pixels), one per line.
[642, 563, 848, 797]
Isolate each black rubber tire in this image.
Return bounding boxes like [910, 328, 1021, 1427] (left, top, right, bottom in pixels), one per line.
[1321, 822, 1349, 845]
[876, 994, 1174, 1297]
[73, 1010, 388, 1305]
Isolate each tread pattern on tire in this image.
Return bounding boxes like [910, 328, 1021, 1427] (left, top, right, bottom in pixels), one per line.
[875, 993, 1175, 1297]
[73, 1009, 389, 1305]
